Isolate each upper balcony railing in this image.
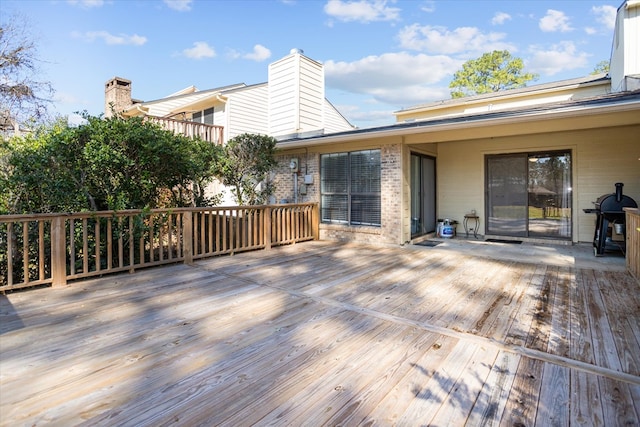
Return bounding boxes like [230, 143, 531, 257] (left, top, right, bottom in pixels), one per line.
[145, 116, 224, 145]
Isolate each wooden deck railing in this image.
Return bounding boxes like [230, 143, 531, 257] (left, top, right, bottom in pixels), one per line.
[145, 116, 224, 145]
[0, 204, 318, 292]
[625, 208, 640, 280]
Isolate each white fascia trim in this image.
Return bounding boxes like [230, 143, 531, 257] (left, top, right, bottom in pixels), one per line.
[276, 99, 640, 149]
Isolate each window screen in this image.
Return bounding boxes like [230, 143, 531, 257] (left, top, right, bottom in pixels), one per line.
[203, 107, 214, 125]
[321, 149, 381, 226]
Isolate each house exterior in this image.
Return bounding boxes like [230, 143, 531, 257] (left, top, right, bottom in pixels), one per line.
[104, 48, 355, 205]
[105, 49, 354, 142]
[273, 0, 640, 246]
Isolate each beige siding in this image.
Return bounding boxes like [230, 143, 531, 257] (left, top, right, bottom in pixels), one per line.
[397, 83, 610, 123]
[432, 125, 640, 243]
[143, 92, 216, 117]
[226, 86, 269, 140]
[323, 100, 354, 134]
[268, 52, 324, 137]
[611, 2, 640, 91]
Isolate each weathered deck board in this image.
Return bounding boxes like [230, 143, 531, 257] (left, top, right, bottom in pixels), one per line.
[1, 240, 639, 426]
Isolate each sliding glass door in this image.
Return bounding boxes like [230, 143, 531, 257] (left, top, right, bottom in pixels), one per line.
[486, 151, 571, 239]
[410, 154, 436, 237]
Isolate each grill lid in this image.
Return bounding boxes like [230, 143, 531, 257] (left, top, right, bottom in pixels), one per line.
[594, 182, 638, 212]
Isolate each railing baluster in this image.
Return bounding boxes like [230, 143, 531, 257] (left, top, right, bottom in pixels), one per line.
[167, 214, 173, 261]
[117, 216, 123, 268]
[22, 222, 29, 284]
[70, 219, 76, 276]
[95, 218, 101, 272]
[38, 220, 45, 281]
[107, 218, 113, 270]
[7, 222, 14, 287]
[200, 211, 206, 255]
[129, 215, 135, 272]
[222, 210, 228, 252]
[177, 213, 183, 259]
[148, 215, 154, 263]
[208, 210, 213, 254]
[82, 218, 88, 274]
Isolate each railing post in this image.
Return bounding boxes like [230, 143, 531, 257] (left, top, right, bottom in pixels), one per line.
[312, 203, 320, 241]
[183, 211, 193, 264]
[51, 217, 67, 287]
[264, 206, 272, 250]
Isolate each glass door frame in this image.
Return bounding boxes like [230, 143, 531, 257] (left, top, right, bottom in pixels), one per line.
[410, 152, 437, 238]
[485, 150, 572, 240]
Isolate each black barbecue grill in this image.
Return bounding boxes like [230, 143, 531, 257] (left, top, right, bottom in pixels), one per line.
[584, 182, 637, 256]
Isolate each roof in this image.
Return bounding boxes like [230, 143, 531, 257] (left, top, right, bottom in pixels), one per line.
[277, 89, 640, 148]
[394, 73, 610, 116]
[123, 82, 266, 118]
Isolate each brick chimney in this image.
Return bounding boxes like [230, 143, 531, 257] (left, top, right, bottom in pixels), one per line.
[104, 77, 132, 118]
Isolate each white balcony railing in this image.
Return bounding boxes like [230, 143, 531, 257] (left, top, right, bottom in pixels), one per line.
[146, 116, 224, 145]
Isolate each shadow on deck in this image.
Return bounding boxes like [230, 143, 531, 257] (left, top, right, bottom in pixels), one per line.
[1, 240, 638, 425]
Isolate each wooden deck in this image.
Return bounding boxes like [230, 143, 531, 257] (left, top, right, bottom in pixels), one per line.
[1, 240, 639, 426]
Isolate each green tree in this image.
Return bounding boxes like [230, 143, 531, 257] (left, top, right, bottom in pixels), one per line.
[591, 60, 610, 75]
[1, 113, 222, 214]
[213, 133, 277, 206]
[449, 50, 538, 99]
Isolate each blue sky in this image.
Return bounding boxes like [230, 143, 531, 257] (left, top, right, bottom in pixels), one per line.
[2, 0, 620, 128]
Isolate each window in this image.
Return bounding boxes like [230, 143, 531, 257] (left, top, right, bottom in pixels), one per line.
[192, 107, 214, 125]
[321, 149, 381, 226]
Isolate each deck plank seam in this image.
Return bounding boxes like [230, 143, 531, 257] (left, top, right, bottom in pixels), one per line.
[188, 262, 640, 387]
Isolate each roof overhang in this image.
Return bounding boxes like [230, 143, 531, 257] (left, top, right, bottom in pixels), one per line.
[276, 95, 640, 149]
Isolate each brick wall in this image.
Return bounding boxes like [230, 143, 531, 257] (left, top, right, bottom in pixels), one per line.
[273, 152, 319, 204]
[275, 144, 403, 245]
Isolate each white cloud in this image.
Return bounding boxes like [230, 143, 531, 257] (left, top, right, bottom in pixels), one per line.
[182, 41, 216, 59]
[584, 27, 597, 35]
[397, 24, 516, 55]
[243, 44, 272, 61]
[591, 5, 617, 31]
[67, 0, 104, 8]
[491, 12, 511, 26]
[337, 104, 396, 125]
[420, 1, 435, 13]
[324, 0, 401, 23]
[539, 9, 573, 32]
[79, 31, 147, 46]
[527, 41, 590, 76]
[325, 52, 461, 105]
[164, 0, 192, 12]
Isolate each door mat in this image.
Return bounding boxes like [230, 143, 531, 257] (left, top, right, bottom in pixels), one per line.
[485, 239, 523, 244]
[416, 240, 442, 247]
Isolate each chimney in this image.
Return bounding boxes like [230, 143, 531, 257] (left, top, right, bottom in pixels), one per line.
[104, 77, 132, 118]
[268, 49, 325, 138]
[610, 0, 640, 92]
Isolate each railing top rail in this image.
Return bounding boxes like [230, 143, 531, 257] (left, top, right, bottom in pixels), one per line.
[0, 203, 318, 222]
[145, 116, 224, 130]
